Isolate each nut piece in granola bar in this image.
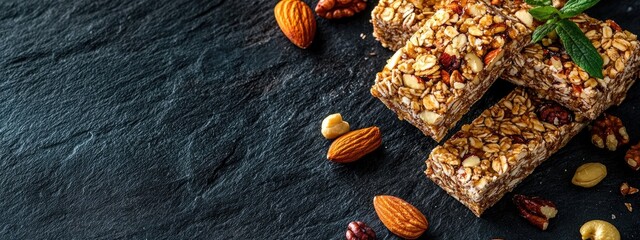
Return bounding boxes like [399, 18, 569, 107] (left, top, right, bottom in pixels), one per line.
[590, 114, 629, 151]
[625, 142, 640, 170]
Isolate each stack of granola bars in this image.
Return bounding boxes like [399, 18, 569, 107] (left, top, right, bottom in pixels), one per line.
[369, 0, 640, 216]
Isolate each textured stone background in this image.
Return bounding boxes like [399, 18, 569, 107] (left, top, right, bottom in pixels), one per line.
[0, 0, 639, 239]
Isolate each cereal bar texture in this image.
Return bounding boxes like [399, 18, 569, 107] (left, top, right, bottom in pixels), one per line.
[370, 0, 531, 141]
[425, 88, 588, 217]
[371, 0, 446, 51]
[504, 16, 640, 119]
[371, 0, 536, 51]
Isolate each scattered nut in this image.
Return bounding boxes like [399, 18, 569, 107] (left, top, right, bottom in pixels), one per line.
[274, 0, 317, 49]
[321, 113, 351, 139]
[373, 195, 428, 239]
[572, 163, 607, 188]
[624, 203, 633, 212]
[315, 0, 366, 19]
[346, 221, 376, 240]
[327, 126, 381, 163]
[620, 182, 639, 196]
[513, 194, 558, 231]
[537, 102, 573, 126]
[625, 142, 640, 170]
[580, 220, 620, 240]
[590, 114, 629, 151]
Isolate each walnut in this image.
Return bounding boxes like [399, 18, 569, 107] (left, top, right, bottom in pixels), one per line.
[346, 221, 376, 240]
[591, 114, 629, 151]
[625, 142, 640, 170]
[315, 0, 366, 19]
[537, 102, 573, 126]
[620, 182, 639, 196]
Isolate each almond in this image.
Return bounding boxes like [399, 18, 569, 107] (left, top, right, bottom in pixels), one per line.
[274, 0, 316, 49]
[327, 126, 381, 163]
[484, 48, 503, 66]
[373, 195, 428, 239]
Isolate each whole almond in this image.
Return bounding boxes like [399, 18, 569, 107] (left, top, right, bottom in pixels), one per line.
[274, 0, 316, 49]
[327, 126, 381, 163]
[373, 195, 428, 239]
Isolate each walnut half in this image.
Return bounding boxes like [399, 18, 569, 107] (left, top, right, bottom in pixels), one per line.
[315, 0, 366, 19]
[590, 114, 629, 151]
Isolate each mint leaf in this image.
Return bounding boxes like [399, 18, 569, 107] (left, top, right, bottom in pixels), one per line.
[525, 0, 552, 6]
[555, 19, 604, 78]
[559, 0, 600, 18]
[531, 20, 558, 43]
[529, 6, 560, 21]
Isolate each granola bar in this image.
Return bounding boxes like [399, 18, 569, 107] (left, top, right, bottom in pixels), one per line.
[372, 0, 640, 119]
[425, 88, 588, 217]
[370, 0, 531, 141]
[504, 16, 640, 119]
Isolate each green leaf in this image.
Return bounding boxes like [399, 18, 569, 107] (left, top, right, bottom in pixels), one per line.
[555, 19, 604, 78]
[525, 0, 552, 6]
[559, 0, 600, 18]
[529, 6, 560, 21]
[531, 20, 558, 43]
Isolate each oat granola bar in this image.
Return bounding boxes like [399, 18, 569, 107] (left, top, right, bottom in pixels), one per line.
[504, 16, 640, 119]
[370, 0, 531, 141]
[425, 88, 588, 216]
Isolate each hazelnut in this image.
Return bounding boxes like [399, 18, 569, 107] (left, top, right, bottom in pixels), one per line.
[321, 113, 350, 139]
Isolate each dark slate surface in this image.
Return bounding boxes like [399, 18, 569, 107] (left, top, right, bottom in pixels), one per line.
[0, 0, 639, 239]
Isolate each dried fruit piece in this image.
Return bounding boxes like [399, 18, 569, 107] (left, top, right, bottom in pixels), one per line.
[321, 113, 350, 139]
[590, 114, 629, 151]
[620, 182, 639, 196]
[572, 163, 607, 188]
[315, 0, 366, 19]
[346, 221, 376, 240]
[513, 194, 558, 231]
[580, 220, 620, 240]
[274, 0, 316, 49]
[327, 126, 382, 163]
[439, 52, 460, 73]
[537, 102, 573, 126]
[373, 195, 428, 239]
[625, 142, 640, 170]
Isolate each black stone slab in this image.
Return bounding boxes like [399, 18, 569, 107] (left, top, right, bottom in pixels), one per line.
[0, 0, 638, 239]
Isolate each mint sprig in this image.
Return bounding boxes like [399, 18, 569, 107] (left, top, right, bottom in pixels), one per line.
[529, 0, 604, 78]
